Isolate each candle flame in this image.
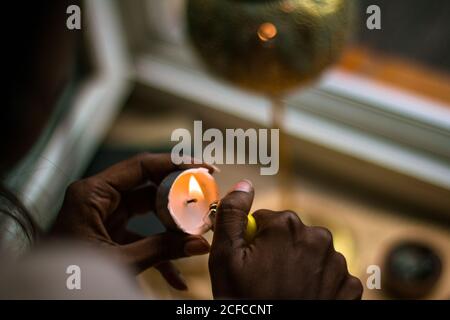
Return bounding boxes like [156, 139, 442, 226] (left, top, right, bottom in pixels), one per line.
[188, 175, 204, 201]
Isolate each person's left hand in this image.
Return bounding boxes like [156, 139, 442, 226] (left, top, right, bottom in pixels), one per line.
[51, 153, 214, 291]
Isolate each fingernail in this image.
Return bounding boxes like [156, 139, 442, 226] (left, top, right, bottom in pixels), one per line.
[230, 179, 253, 193]
[184, 238, 210, 256]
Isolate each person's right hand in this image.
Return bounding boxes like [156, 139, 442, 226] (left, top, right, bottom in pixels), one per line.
[209, 180, 363, 300]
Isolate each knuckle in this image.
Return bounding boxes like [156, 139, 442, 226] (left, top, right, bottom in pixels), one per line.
[280, 210, 299, 222]
[132, 152, 156, 167]
[67, 179, 83, 192]
[308, 226, 334, 248]
[333, 251, 348, 270]
[251, 209, 275, 219]
[136, 152, 153, 160]
[347, 276, 364, 299]
[252, 209, 269, 215]
[251, 209, 277, 232]
[134, 152, 155, 167]
[69, 177, 117, 212]
[82, 178, 104, 196]
[65, 179, 88, 200]
[279, 211, 303, 237]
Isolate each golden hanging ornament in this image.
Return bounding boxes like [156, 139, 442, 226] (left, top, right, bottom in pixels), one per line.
[187, 0, 355, 96]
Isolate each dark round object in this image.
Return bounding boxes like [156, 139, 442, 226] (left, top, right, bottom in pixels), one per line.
[187, 0, 355, 95]
[383, 241, 442, 299]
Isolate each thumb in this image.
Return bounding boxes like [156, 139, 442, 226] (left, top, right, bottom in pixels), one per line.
[213, 180, 254, 249]
[119, 232, 210, 273]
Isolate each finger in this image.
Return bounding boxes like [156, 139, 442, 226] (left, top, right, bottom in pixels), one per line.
[111, 229, 145, 245]
[105, 185, 158, 236]
[336, 275, 364, 300]
[251, 210, 305, 247]
[119, 232, 210, 273]
[155, 261, 188, 291]
[122, 184, 157, 215]
[212, 180, 254, 249]
[251, 209, 278, 228]
[319, 251, 348, 299]
[96, 153, 217, 192]
[252, 210, 304, 234]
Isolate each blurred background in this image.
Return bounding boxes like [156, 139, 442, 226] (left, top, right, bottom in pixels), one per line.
[2, 0, 449, 299]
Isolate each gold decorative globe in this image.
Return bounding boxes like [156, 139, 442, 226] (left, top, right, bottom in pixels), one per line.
[187, 0, 355, 95]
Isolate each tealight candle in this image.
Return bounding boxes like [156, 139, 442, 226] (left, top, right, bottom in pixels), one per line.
[156, 167, 257, 240]
[156, 168, 219, 235]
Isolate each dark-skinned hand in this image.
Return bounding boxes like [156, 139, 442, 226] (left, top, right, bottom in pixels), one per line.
[51, 153, 213, 291]
[209, 180, 363, 299]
